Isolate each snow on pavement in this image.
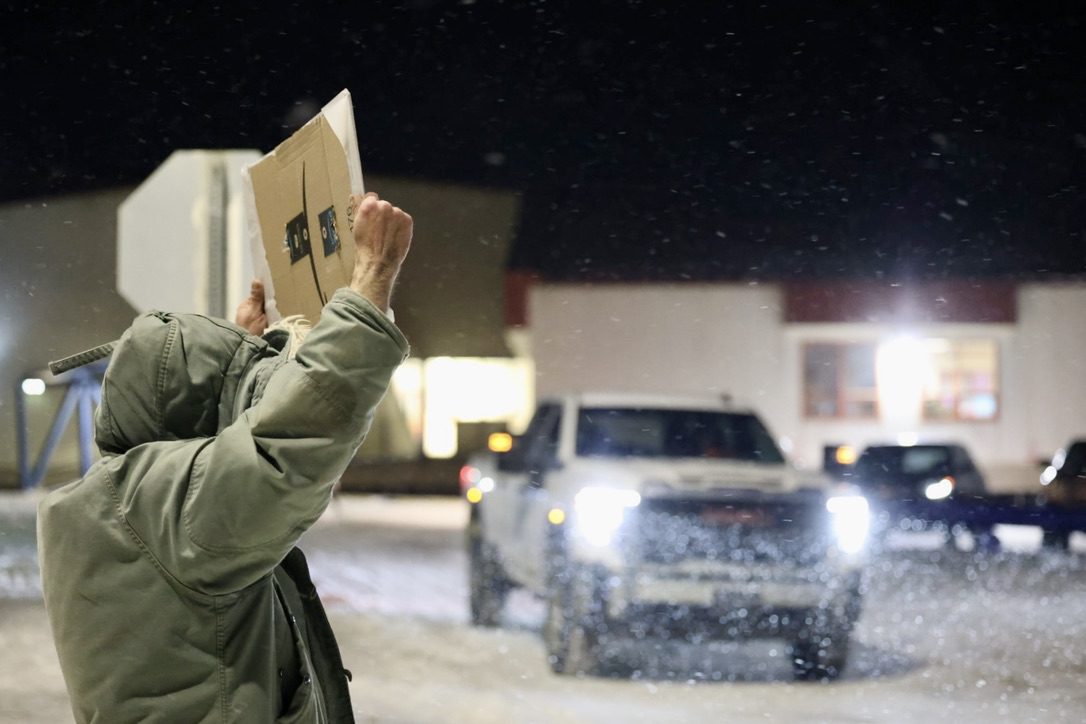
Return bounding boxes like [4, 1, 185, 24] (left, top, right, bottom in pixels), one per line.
[306, 497, 1086, 723]
[3, 493, 1086, 722]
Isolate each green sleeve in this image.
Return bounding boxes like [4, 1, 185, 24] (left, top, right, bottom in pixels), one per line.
[125, 289, 408, 594]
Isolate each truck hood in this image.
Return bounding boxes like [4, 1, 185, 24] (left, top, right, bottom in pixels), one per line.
[563, 457, 830, 496]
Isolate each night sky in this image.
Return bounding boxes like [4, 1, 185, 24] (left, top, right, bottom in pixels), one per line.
[2, 1, 1083, 280]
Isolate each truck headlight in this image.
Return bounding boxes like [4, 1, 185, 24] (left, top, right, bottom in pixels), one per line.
[924, 476, 955, 500]
[573, 486, 641, 547]
[826, 493, 870, 555]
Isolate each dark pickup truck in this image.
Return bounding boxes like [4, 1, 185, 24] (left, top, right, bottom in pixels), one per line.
[843, 442, 1086, 549]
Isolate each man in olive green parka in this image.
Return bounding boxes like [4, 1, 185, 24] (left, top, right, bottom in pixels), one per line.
[39, 193, 412, 723]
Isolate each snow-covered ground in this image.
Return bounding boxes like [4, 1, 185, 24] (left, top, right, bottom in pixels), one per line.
[3, 493, 1086, 723]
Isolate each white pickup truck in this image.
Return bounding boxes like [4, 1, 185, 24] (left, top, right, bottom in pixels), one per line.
[463, 392, 870, 680]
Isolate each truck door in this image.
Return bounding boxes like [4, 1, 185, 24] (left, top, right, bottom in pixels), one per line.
[488, 404, 561, 573]
[502, 404, 562, 585]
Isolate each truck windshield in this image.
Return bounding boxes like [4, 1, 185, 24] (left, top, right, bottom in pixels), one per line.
[575, 408, 785, 463]
[853, 446, 951, 485]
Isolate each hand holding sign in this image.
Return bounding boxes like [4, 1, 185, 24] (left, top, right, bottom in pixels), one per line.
[235, 280, 269, 335]
[348, 192, 413, 313]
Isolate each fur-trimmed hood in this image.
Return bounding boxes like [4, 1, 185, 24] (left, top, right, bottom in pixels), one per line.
[94, 311, 287, 454]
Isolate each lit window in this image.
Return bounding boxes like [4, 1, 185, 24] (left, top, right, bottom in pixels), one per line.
[803, 343, 878, 419]
[421, 357, 535, 458]
[921, 339, 999, 421]
[804, 338, 1000, 423]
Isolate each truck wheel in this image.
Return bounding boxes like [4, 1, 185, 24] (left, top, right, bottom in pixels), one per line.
[468, 522, 510, 627]
[1042, 529, 1070, 549]
[791, 591, 859, 682]
[791, 628, 850, 681]
[543, 566, 602, 675]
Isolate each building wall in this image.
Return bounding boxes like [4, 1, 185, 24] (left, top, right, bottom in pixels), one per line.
[0, 189, 138, 486]
[370, 177, 519, 358]
[1016, 284, 1086, 459]
[529, 281, 789, 437]
[527, 281, 1086, 492]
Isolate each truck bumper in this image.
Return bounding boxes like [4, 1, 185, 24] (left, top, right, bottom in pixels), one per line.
[602, 561, 861, 637]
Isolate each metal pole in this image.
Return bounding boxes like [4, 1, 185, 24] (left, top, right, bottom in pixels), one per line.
[206, 158, 228, 318]
[15, 382, 31, 489]
[77, 380, 96, 475]
[29, 385, 81, 488]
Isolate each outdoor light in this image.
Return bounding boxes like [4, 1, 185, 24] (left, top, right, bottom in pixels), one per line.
[488, 432, 513, 453]
[573, 486, 641, 547]
[1041, 448, 1067, 485]
[897, 432, 919, 447]
[465, 487, 483, 504]
[547, 507, 566, 526]
[826, 491, 870, 555]
[924, 476, 955, 500]
[478, 477, 495, 493]
[459, 465, 481, 488]
[21, 378, 46, 396]
[835, 445, 858, 466]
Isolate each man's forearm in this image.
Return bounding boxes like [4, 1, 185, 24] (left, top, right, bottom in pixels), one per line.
[350, 262, 397, 313]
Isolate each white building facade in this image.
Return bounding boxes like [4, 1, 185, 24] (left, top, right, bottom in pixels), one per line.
[517, 279, 1086, 493]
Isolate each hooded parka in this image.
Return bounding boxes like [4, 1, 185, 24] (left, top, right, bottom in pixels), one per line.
[38, 289, 408, 723]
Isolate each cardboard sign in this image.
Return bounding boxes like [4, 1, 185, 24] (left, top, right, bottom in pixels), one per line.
[243, 90, 364, 323]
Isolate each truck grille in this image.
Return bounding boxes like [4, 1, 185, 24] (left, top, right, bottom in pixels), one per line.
[629, 496, 830, 566]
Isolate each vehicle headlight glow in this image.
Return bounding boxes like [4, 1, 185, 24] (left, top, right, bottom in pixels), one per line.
[826, 493, 870, 555]
[924, 476, 955, 500]
[573, 486, 641, 547]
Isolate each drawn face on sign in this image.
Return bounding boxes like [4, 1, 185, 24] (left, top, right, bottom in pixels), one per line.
[285, 212, 310, 263]
[318, 207, 340, 257]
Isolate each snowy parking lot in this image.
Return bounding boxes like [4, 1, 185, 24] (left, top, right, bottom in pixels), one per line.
[3, 493, 1086, 723]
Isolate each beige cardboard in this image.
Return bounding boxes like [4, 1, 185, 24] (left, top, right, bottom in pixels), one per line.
[247, 108, 357, 323]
